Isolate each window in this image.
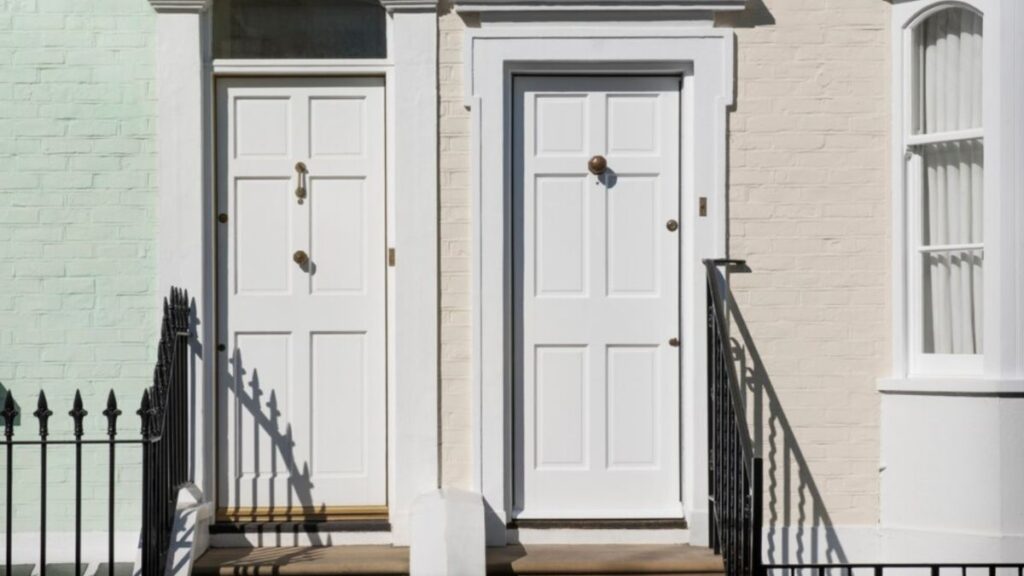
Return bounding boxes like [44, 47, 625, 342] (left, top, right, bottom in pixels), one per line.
[213, 0, 387, 60]
[905, 5, 984, 373]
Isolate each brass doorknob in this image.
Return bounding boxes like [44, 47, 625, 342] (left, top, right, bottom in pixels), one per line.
[293, 250, 309, 266]
[669, 337, 680, 348]
[588, 155, 608, 175]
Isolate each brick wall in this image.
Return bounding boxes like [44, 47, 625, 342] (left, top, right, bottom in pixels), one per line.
[720, 0, 889, 527]
[438, 0, 475, 490]
[0, 0, 156, 531]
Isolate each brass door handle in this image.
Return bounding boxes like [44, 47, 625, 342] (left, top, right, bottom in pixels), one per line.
[295, 162, 308, 203]
[669, 337, 680, 348]
[293, 250, 309, 266]
[588, 155, 608, 175]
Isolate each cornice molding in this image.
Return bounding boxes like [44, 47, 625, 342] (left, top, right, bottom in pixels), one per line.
[454, 0, 744, 13]
[378, 0, 439, 13]
[148, 0, 212, 14]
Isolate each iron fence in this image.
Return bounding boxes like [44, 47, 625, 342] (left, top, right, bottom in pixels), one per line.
[0, 287, 190, 576]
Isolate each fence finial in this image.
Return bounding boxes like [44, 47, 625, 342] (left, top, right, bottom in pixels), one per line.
[2, 392, 17, 440]
[34, 391, 52, 440]
[137, 389, 152, 438]
[103, 391, 121, 438]
[69, 390, 87, 438]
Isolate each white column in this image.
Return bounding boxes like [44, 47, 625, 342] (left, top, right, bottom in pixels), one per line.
[148, 0, 214, 498]
[380, 0, 440, 545]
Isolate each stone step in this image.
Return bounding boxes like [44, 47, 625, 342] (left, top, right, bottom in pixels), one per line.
[195, 544, 724, 575]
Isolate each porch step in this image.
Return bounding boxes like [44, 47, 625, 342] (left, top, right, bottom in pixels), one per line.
[195, 546, 408, 575]
[489, 544, 724, 574]
[195, 544, 723, 575]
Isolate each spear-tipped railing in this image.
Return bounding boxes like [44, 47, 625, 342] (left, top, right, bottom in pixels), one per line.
[0, 287, 190, 576]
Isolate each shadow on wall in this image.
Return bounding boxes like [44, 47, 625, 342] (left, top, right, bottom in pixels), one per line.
[726, 288, 848, 564]
[716, 0, 776, 28]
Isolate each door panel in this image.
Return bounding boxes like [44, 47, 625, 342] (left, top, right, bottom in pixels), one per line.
[217, 78, 386, 515]
[514, 76, 682, 519]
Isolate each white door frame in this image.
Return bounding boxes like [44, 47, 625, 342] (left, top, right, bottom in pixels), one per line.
[148, 0, 439, 545]
[462, 24, 736, 546]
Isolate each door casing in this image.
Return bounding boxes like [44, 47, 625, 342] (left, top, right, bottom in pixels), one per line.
[464, 28, 736, 546]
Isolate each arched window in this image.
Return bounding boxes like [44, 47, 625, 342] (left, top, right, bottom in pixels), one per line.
[905, 5, 984, 372]
[213, 0, 387, 59]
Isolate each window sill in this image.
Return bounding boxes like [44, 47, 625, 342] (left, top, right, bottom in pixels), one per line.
[877, 376, 1024, 395]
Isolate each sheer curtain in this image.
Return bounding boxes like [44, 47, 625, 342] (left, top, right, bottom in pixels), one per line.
[916, 7, 984, 355]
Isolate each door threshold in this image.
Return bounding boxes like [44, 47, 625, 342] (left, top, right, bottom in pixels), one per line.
[209, 518, 393, 548]
[211, 519, 391, 534]
[216, 505, 388, 523]
[509, 518, 687, 530]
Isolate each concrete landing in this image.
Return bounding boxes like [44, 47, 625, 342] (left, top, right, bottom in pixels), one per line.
[195, 544, 724, 575]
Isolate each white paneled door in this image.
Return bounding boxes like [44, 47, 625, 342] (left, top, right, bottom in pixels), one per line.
[514, 76, 682, 519]
[216, 78, 386, 515]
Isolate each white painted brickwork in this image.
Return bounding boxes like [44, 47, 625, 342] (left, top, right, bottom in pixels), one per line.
[439, 0, 476, 490]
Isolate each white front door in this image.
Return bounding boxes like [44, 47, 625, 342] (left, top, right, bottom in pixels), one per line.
[514, 76, 682, 519]
[216, 78, 387, 515]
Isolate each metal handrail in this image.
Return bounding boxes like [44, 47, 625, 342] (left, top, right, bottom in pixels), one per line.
[705, 258, 763, 576]
[705, 258, 756, 467]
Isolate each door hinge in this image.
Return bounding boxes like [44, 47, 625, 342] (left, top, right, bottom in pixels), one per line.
[699, 197, 708, 217]
[388, 248, 396, 267]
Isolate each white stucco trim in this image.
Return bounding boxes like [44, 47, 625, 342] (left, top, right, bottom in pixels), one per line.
[463, 25, 734, 546]
[151, 0, 439, 547]
[889, 0, 1024, 389]
[455, 0, 744, 13]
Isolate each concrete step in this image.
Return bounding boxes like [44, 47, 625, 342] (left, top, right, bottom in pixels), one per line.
[489, 544, 724, 575]
[195, 544, 724, 575]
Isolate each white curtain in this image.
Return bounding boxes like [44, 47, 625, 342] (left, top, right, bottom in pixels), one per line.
[917, 8, 984, 355]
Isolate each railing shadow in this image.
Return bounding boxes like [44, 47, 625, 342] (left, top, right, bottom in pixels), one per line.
[725, 289, 848, 564]
[220, 349, 331, 548]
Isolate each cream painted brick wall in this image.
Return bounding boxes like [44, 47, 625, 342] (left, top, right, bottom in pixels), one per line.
[436, 0, 891, 526]
[439, 0, 476, 490]
[721, 0, 889, 526]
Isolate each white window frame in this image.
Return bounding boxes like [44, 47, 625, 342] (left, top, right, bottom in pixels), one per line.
[885, 0, 1024, 393]
[903, 1, 985, 377]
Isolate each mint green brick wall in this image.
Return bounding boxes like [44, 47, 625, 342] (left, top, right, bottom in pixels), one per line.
[0, 0, 156, 533]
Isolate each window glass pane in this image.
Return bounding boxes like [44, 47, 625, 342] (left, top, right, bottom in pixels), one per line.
[914, 7, 983, 134]
[921, 140, 984, 355]
[214, 0, 387, 59]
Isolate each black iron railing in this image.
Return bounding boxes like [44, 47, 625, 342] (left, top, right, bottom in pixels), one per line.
[705, 263, 1024, 576]
[0, 287, 190, 576]
[706, 259, 763, 576]
[765, 565, 1024, 576]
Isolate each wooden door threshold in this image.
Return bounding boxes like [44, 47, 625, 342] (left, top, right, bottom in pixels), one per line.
[216, 506, 388, 524]
[509, 518, 688, 530]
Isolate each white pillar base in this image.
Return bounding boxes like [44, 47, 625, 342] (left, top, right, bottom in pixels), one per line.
[410, 489, 486, 576]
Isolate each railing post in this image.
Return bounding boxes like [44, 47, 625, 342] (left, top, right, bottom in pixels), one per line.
[70, 390, 87, 576]
[3, 391, 18, 576]
[34, 392, 51, 576]
[104, 391, 121, 576]
[139, 389, 153, 576]
[752, 457, 764, 576]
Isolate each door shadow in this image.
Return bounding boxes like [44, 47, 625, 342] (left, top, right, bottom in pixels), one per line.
[725, 289, 849, 564]
[220, 349, 332, 547]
